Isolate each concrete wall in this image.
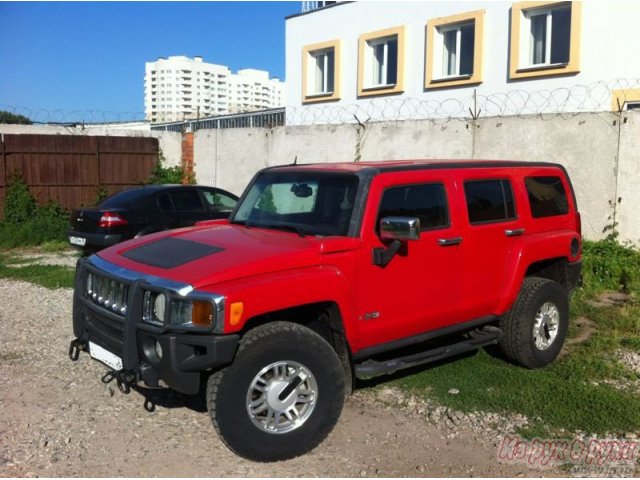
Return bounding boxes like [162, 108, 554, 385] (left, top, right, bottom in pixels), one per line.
[616, 113, 640, 243]
[0, 125, 182, 167]
[193, 111, 639, 243]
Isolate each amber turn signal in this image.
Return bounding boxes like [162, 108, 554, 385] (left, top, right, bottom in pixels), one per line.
[230, 301, 244, 326]
[191, 300, 214, 327]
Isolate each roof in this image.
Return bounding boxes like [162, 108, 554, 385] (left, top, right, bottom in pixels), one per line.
[267, 159, 563, 174]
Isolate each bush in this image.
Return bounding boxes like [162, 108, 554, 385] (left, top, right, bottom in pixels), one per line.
[146, 154, 194, 185]
[581, 239, 640, 294]
[0, 174, 68, 247]
[3, 172, 36, 224]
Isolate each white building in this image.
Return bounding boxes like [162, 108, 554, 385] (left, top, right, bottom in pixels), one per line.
[144, 56, 285, 123]
[285, 1, 640, 125]
[227, 69, 286, 113]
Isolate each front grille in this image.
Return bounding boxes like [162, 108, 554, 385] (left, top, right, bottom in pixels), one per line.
[86, 272, 129, 316]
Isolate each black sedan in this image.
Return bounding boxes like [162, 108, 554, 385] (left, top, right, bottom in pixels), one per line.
[68, 184, 238, 253]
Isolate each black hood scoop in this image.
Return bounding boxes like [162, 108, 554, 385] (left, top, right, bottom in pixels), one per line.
[122, 237, 224, 268]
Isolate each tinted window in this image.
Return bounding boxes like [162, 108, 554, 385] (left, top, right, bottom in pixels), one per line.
[100, 189, 152, 208]
[525, 176, 569, 218]
[378, 183, 449, 230]
[465, 180, 516, 224]
[170, 190, 204, 211]
[202, 190, 237, 209]
[157, 193, 173, 212]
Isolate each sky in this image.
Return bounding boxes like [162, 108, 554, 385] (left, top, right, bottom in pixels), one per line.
[0, 1, 297, 122]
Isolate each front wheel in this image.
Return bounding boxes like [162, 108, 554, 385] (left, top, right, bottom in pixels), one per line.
[206, 322, 346, 461]
[499, 277, 569, 369]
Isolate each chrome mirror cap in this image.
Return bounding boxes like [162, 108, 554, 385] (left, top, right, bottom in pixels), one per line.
[380, 216, 421, 241]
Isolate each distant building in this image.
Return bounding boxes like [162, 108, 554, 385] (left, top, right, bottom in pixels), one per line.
[285, 1, 640, 125]
[227, 69, 285, 114]
[144, 56, 285, 123]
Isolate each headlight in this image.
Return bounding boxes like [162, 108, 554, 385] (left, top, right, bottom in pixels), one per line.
[143, 291, 167, 325]
[154, 293, 167, 323]
[170, 299, 213, 328]
[143, 290, 214, 328]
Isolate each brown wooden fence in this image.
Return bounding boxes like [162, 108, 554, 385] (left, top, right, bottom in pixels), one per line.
[0, 134, 159, 218]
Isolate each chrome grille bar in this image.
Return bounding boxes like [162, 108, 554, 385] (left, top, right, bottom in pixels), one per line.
[86, 272, 128, 316]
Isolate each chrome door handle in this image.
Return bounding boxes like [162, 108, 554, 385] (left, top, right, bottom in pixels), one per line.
[505, 228, 525, 237]
[438, 237, 463, 246]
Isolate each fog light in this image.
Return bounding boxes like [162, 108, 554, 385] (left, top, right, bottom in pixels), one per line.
[154, 340, 163, 361]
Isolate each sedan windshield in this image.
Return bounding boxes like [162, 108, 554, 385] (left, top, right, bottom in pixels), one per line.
[231, 171, 359, 236]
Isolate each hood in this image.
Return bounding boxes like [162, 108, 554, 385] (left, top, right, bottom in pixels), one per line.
[97, 224, 357, 289]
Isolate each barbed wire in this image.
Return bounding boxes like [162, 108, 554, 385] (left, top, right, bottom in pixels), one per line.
[0, 105, 146, 125]
[286, 78, 640, 126]
[1, 78, 639, 127]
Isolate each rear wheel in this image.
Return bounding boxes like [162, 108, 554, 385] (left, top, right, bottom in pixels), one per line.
[499, 277, 569, 368]
[206, 321, 345, 461]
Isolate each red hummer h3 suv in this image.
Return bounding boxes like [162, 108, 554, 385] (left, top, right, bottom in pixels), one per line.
[70, 160, 582, 461]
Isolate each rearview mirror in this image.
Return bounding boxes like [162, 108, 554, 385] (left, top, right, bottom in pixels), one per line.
[380, 216, 421, 241]
[291, 183, 313, 198]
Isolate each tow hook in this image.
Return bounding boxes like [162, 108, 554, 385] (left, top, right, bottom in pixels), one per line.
[68, 339, 86, 361]
[101, 369, 137, 394]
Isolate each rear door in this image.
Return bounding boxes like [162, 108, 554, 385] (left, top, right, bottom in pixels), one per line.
[355, 170, 464, 349]
[168, 188, 208, 227]
[452, 169, 524, 319]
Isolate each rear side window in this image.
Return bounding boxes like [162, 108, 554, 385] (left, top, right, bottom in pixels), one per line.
[525, 176, 569, 218]
[464, 180, 516, 224]
[157, 193, 173, 212]
[378, 183, 449, 230]
[170, 190, 204, 211]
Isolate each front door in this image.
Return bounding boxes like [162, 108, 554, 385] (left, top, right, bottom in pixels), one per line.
[355, 171, 463, 351]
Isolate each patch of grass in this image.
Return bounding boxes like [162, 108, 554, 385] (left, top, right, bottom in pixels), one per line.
[387, 239, 640, 436]
[0, 253, 74, 289]
[41, 240, 72, 253]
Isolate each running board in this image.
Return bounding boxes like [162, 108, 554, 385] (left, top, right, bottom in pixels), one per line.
[354, 327, 501, 379]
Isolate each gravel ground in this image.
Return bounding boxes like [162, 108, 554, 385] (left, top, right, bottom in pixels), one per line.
[0, 278, 566, 477]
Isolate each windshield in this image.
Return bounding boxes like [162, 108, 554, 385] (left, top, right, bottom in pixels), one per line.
[231, 171, 359, 236]
[99, 188, 153, 208]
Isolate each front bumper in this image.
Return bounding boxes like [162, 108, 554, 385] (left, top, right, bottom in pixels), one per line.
[71, 256, 238, 395]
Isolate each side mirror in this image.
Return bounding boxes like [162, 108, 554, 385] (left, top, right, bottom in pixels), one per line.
[380, 216, 421, 241]
[374, 217, 421, 267]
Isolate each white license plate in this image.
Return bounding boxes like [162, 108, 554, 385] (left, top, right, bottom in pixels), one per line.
[89, 341, 123, 370]
[69, 236, 86, 247]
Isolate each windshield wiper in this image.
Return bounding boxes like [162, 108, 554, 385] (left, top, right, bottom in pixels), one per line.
[231, 219, 309, 237]
[260, 223, 309, 237]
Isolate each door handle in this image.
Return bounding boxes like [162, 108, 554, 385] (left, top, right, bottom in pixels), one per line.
[505, 228, 525, 237]
[437, 236, 463, 246]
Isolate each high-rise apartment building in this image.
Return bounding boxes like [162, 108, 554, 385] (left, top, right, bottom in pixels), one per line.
[144, 56, 285, 123]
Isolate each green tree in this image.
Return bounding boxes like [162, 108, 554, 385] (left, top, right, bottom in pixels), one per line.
[0, 110, 33, 125]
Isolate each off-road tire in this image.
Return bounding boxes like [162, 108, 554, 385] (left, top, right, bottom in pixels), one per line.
[499, 277, 569, 369]
[206, 321, 345, 462]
